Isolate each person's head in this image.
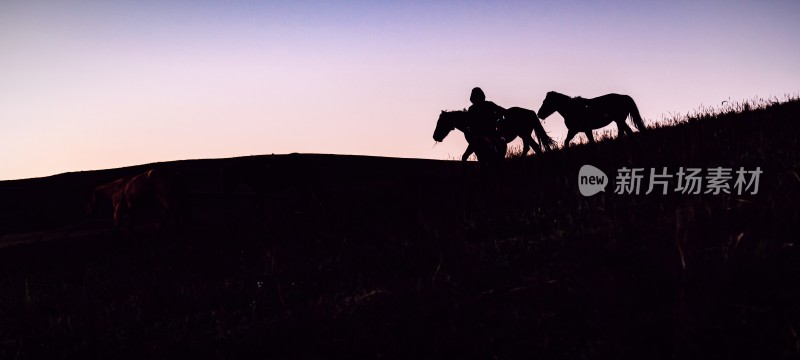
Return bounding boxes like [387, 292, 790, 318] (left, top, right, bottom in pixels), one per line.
[470, 87, 486, 104]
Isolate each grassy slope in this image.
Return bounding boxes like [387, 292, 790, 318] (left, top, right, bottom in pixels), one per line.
[0, 100, 799, 359]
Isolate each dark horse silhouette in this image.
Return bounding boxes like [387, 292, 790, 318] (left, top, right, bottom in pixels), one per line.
[87, 168, 186, 231]
[537, 91, 646, 147]
[432, 107, 556, 162]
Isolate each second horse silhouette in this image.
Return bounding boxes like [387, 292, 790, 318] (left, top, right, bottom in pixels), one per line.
[537, 91, 646, 147]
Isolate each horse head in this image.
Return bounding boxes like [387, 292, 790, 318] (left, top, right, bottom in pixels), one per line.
[537, 91, 564, 120]
[433, 111, 457, 142]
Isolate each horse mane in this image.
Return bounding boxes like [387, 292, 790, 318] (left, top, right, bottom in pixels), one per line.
[544, 91, 572, 103]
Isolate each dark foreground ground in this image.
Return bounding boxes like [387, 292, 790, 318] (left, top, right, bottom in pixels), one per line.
[1, 100, 799, 359]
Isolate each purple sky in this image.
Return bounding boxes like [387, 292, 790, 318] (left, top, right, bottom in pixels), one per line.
[2, 0, 799, 180]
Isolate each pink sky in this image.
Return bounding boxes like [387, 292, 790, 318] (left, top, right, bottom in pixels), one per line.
[2, 0, 799, 180]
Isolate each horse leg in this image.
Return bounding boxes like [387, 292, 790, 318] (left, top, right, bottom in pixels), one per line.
[617, 121, 634, 136]
[564, 129, 578, 148]
[521, 134, 537, 155]
[497, 142, 508, 160]
[461, 145, 474, 162]
[585, 131, 595, 144]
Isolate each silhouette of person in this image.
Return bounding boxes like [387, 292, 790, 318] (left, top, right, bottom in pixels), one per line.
[467, 87, 506, 138]
[466, 87, 507, 158]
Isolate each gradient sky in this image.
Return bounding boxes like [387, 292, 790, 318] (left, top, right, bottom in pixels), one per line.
[2, 0, 799, 180]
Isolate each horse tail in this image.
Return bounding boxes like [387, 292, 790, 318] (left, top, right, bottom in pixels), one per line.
[627, 96, 646, 131]
[531, 111, 556, 151]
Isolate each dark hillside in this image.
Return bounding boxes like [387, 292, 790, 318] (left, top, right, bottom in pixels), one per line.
[1, 99, 799, 359]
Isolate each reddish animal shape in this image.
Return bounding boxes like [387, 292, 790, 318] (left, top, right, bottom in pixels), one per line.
[87, 168, 185, 231]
